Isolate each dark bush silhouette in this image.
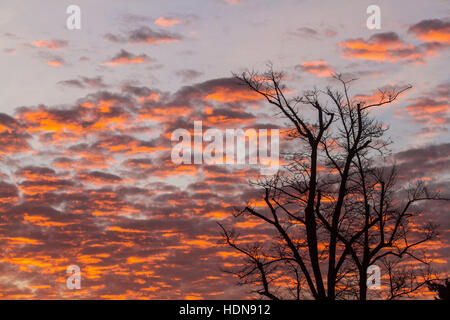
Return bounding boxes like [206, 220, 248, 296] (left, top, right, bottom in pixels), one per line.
[427, 279, 450, 300]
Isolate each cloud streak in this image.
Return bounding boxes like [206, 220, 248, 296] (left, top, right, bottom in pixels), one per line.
[339, 32, 447, 63]
[101, 50, 152, 66]
[105, 27, 182, 45]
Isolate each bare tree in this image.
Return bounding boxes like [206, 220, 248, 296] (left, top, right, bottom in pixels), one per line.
[219, 66, 448, 300]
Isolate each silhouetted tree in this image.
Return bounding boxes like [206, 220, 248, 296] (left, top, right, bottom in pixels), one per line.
[427, 279, 450, 300]
[219, 66, 448, 300]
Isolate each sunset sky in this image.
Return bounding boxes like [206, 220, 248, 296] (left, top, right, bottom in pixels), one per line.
[0, 0, 448, 299]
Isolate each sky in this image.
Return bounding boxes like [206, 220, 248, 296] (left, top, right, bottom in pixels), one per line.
[0, 0, 449, 299]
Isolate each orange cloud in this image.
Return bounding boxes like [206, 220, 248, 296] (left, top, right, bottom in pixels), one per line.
[108, 226, 146, 233]
[76, 171, 122, 185]
[20, 109, 81, 132]
[398, 83, 449, 133]
[47, 60, 63, 67]
[299, 60, 334, 77]
[205, 86, 262, 103]
[24, 214, 71, 227]
[154, 17, 181, 27]
[405, 97, 449, 125]
[101, 50, 151, 66]
[408, 19, 450, 43]
[33, 40, 68, 50]
[339, 32, 439, 63]
[1, 237, 43, 245]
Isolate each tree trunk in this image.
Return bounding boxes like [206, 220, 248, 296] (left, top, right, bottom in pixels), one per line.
[359, 268, 368, 300]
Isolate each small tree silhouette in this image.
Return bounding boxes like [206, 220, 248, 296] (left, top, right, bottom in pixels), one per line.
[219, 66, 449, 300]
[427, 279, 450, 300]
